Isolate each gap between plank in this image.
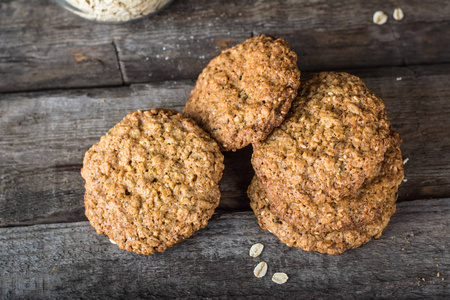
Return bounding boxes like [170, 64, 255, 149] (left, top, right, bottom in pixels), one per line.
[111, 39, 125, 85]
[1, 61, 449, 96]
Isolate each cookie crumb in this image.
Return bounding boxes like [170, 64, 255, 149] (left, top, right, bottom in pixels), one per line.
[253, 262, 268, 278]
[74, 52, 89, 63]
[249, 243, 264, 257]
[373, 11, 388, 25]
[101, 99, 106, 103]
[272, 272, 289, 284]
[437, 273, 440, 277]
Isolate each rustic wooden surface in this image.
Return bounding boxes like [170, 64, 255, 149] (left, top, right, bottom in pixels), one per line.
[1, 0, 450, 299]
[1, 199, 449, 299]
[1, 0, 450, 92]
[2, 65, 450, 226]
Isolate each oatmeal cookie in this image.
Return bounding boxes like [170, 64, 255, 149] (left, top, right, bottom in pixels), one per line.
[81, 109, 224, 255]
[254, 141, 403, 236]
[252, 72, 396, 206]
[248, 176, 397, 255]
[183, 34, 300, 151]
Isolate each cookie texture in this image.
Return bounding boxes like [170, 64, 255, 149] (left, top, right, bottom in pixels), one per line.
[252, 72, 396, 209]
[261, 141, 403, 235]
[248, 176, 397, 255]
[183, 34, 301, 151]
[81, 109, 224, 255]
[249, 72, 404, 254]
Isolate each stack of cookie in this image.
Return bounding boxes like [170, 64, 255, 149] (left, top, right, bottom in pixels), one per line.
[82, 35, 403, 255]
[184, 36, 403, 254]
[249, 72, 404, 254]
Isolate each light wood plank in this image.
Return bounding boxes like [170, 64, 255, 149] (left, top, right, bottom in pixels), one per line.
[0, 199, 448, 299]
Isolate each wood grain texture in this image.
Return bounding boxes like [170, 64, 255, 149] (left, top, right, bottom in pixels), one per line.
[0, 0, 123, 92]
[0, 199, 449, 299]
[1, 0, 450, 92]
[1, 64, 450, 226]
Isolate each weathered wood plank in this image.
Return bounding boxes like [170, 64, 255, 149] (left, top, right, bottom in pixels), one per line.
[0, 199, 448, 299]
[1, 64, 450, 226]
[1, 0, 449, 92]
[118, 0, 450, 84]
[0, 42, 124, 92]
[0, 0, 123, 92]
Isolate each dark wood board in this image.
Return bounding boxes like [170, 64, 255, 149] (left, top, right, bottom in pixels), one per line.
[1, 0, 450, 92]
[1, 0, 449, 299]
[1, 64, 450, 227]
[0, 198, 449, 299]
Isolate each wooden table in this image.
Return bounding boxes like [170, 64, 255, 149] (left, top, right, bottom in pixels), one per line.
[1, 0, 449, 299]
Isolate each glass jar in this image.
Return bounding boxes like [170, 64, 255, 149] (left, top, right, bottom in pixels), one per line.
[57, 0, 173, 23]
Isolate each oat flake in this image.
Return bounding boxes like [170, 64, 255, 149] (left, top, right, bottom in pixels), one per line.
[249, 243, 264, 257]
[393, 8, 404, 21]
[253, 262, 268, 278]
[272, 272, 289, 284]
[373, 11, 388, 25]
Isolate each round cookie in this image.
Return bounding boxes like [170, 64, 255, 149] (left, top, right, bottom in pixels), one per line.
[248, 176, 397, 255]
[81, 109, 224, 255]
[254, 141, 403, 236]
[252, 72, 396, 207]
[183, 34, 301, 151]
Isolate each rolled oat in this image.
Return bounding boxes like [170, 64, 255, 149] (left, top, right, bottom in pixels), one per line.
[272, 272, 289, 284]
[373, 11, 388, 25]
[249, 243, 264, 257]
[253, 262, 268, 278]
[393, 8, 404, 21]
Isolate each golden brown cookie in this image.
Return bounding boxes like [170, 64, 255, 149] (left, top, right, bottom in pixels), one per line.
[81, 109, 224, 255]
[250, 141, 403, 235]
[183, 34, 300, 151]
[252, 72, 397, 208]
[248, 176, 397, 255]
